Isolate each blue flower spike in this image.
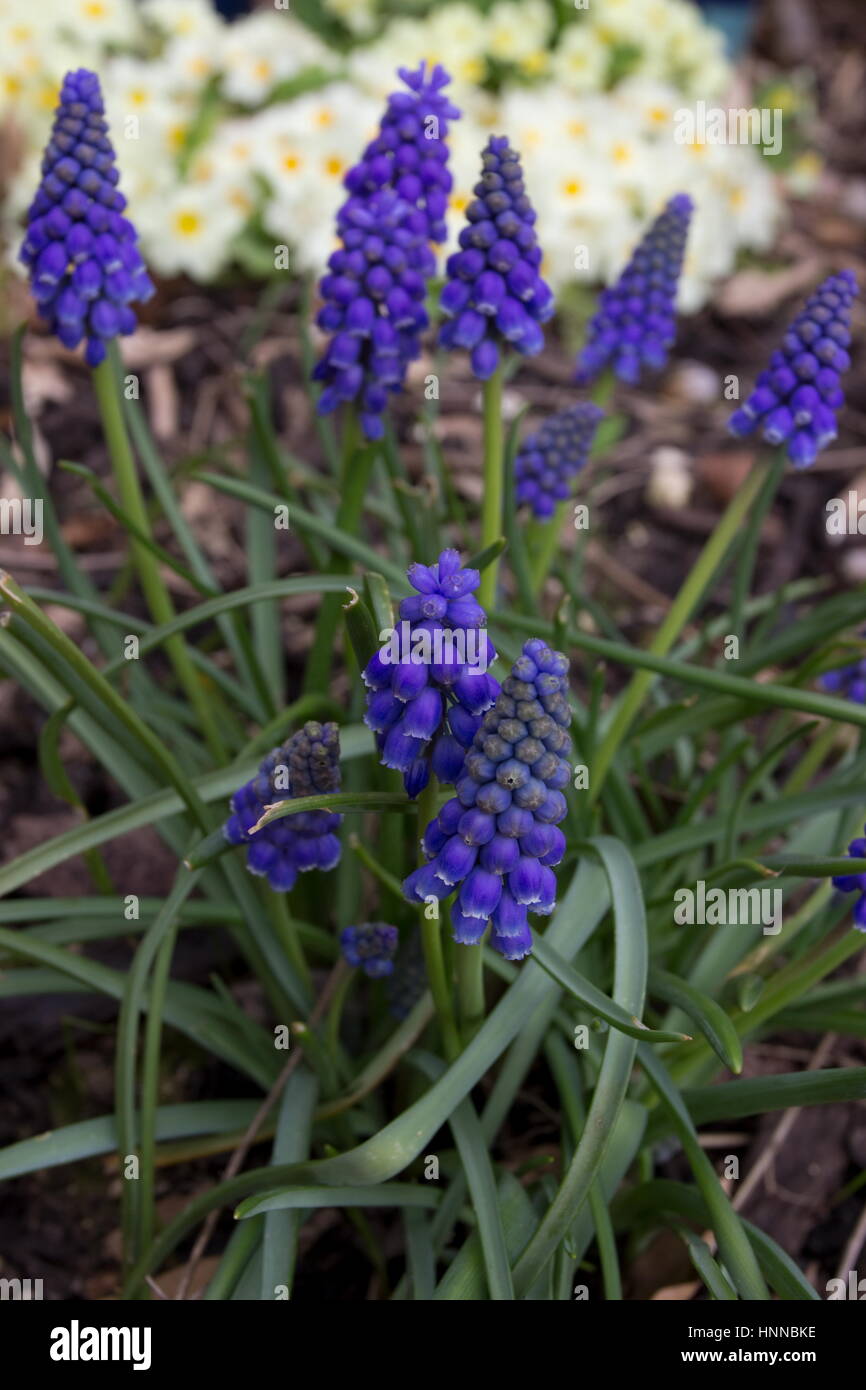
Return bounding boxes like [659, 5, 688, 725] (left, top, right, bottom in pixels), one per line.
[340, 922, 400, 978]
[363, 548, 500, 798]
[344, 61, 460, 247]
[223, 721, 342, 891]
[314, 63, 459, 441]
[20, 68, 155, 367]
[832, 825, 866, 931]
[729, 270, 858, 468]
[440, 134, 554, 379]
[820, 641, 866, 705]
[575, 194, 692, 386]
[404, 638, 572, 960]
[515, 402, 604, 519]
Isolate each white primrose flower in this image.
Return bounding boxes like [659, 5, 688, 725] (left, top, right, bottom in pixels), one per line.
[139, 184, 246, 281]
[219, 12, 333, 107]
[139, 0, 222, 43]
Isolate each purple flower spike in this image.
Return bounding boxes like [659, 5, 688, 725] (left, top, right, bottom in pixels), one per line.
[314, 64, 460, 440]
[575, 194, 692, 387]
[20, 69, 154, 367]
[223, 721, 342, 893]
[404, 638, 572, 959]
[515, 402, 604, 520]
[832, 822, 866, 932]
[819, 632, 866, 705]
[729, 271, 858, 469]
[344, 62, 460, 247]
[364, 549, 500, 798]
[440, 135, 554, 378]
[313, 189, 430, 440]
[340, 922, 400, 978]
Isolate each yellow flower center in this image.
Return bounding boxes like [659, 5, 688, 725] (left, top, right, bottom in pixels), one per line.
[323, 155, 345, 177]
[174, 210, 202, 237]
[458, 57, 484, 82]
[562, 178, 584, 198]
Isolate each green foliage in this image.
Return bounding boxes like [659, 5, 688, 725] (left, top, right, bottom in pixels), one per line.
[1, 294, 864, 1304]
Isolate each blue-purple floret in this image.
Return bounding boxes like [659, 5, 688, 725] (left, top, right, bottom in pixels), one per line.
[363, 548, 500, 799]
[575, 194, 692, 386]
[343, 62, 459, 249]
[404, 638, 572, 960]
[340, 922, 400, 978]
[440, 135, 554, 380]
[729, 270, 857, 469]
[831, 823, 866, 931]
[223, 721, 342, 891]
[515, 402, 604, 519]
[820, 652, 866, 704]
[20, 69, 154, 368]
[313, 63, 459, 441]
[313, 189, 430, 440]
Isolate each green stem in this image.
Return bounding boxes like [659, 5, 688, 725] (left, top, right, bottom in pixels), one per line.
[527, 503, 569, 595]
[325, 963, 355, 1065]
[416, 777, 461, 1061]
[267, 891, 312, 996]
[589, 460, 771, 804]
[730, 449, 787, 641]
[303, 411, 374, 695]
[92, 354, 226, 761]
[784, 721, 843, 796]
[478, 368, 504, 613]
[455, 915, 486, 1046]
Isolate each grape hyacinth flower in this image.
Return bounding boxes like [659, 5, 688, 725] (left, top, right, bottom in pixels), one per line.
[574, 194, 693, 386]
[363, 549, 500, 798]
[313, 189, 431, 440]
[343, 62, 460, 251]
[515, 402, 604, 520]
[404, 638, 572, 961]
[820, 646, 866, 704]
[19, 69, 155, 368]
[439, 135, 554, 380]
[729, 271, 858, 468]
[314, 64, 459, 442]
[340, 922, 400, 978]
[831, 824, 866, 931]
[223, 722, 342, 891]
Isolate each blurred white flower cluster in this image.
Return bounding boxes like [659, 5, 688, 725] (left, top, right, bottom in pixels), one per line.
[1, 0, 782, 309]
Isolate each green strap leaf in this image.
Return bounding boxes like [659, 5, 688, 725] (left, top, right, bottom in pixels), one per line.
[649, 968, 742, 1073]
